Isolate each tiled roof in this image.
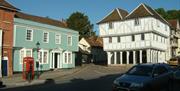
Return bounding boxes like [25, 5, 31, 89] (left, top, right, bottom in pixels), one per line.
[0, 0, 19, 11]
[97, 8, 128, 24]
[85, 36, 103, 47]
[15, 12, 67, 28]
[125, 3, 170, 25]
[168, 19, 179, 29]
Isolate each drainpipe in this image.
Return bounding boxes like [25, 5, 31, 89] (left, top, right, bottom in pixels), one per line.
[0, 30, 2, 78]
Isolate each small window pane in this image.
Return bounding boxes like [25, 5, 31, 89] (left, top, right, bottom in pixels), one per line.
[118, 37, 121, 42]
[132, 35, 135, 41]
[43, 52, 48, 63]
[26, 30, 32, 41]
[141, 34, 144, 40]
[68, 53, 71, 63]
[109, 22, 113, 29]
[109, 37, 112, 43]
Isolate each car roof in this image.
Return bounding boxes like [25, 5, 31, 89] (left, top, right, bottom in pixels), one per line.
[136, 63, 169, 68]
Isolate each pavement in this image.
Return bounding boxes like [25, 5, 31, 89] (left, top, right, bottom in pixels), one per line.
[0, 64, 89, 88]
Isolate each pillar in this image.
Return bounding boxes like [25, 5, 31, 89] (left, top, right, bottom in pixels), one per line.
[114, 52, 117, 64]
[126, 51, 129, 64]
[120, 52, 122, 64]
[52, 52, 54, 68]
[50, 52, 52, 68]
[147, 49, 150, 63]
[133, 51, 136, 64]
[140, 50, 142, 63]
[107, 52, 111, 65]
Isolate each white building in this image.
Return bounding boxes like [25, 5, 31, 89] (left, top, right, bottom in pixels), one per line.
[97, 3, 171, 65]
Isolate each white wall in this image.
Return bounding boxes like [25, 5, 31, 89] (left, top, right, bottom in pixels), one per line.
[99, 17, 171, 60]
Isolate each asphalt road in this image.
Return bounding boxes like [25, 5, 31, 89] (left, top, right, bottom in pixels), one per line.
[1, 64, 180, 91]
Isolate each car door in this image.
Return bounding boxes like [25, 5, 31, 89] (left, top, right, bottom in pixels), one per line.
[152, 66, 169, 90]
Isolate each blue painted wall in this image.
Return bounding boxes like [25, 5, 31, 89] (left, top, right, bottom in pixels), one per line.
[13, 18, 79, 72]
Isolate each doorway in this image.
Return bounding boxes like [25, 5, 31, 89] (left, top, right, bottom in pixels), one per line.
[52, 52, 61, 69]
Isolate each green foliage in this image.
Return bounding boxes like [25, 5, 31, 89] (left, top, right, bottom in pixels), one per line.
[66, 12, 95, 38]
[155, 8, 180, 21]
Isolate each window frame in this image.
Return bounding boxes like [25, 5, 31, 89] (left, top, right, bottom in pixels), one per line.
[43, 32, 49, 43]
[132, 35, 135, 41]
[55, 34, 61, 44]
[63, 51, 72, 64]
[117, 36, 121, 43]
[19, 48, 33, 64]
[109, 37, 112, 43]
[26, 28, 33, 41]
[141, 34, 145, 40]
[38, 49, 49, 64]
[134, 18, 140, 26]
[67, 35, 72, 46]
[109, 22, 113, 29]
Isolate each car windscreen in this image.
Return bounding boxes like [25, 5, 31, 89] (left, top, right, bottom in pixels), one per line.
[126, 66, 153, 77]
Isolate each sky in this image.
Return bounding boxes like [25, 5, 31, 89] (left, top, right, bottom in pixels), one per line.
[8, 0, 180, 34]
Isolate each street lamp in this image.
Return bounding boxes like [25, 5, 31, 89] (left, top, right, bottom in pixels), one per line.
[36, 41, 40, 78]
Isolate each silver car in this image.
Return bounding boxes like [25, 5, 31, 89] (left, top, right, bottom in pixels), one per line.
[112, 63, 173, 91]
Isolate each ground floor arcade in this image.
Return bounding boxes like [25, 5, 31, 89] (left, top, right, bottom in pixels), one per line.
[107, 49, 166, 65]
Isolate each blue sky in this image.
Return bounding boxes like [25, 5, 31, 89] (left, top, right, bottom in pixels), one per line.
[8, 0, 180, 34]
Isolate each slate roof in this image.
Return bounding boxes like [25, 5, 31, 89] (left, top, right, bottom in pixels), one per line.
[15, 12, 67, 28]
[0, 0, 19, 11]
[84, 36, 103, 47]
[125, 3, 170, 25]
[97, 8, 128, 24]
[168, 19, 179, 29]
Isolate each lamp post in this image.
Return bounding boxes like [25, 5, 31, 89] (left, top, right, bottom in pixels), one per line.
[36, 41, 40, 78]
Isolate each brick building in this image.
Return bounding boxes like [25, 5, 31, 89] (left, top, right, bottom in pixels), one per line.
[0, 0, 19, 76]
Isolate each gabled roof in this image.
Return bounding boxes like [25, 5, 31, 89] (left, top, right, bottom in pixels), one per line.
[97, 8, 128, 24]
[0, 0, 20, 11]
[84, 36, 103, 47]
[125, 3, 170, 25]
[168, 19, 179, 29]
[15, 12, 67, 28]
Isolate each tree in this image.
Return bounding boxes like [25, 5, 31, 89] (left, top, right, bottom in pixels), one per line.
[155, 8, 180, 21]
[155, 8, 167, 19]
[66, 12, 95, 38]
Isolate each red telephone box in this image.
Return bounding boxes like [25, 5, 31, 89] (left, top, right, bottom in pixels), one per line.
[22, 57, 34, 80]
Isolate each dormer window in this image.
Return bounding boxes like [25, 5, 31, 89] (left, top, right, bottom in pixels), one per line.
[109, 22, 114, 29]
[134, 18, 140, 26]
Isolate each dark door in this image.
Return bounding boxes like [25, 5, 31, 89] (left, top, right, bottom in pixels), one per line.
[2, 60, 8, 76]
[54, 53, 58, 68]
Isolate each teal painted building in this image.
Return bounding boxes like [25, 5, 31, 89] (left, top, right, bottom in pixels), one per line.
[13, 12, 79, 72]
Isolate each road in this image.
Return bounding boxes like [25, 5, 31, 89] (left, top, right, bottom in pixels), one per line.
[1, 64, 180, 91]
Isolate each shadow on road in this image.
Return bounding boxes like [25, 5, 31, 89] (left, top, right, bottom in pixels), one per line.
[1, 74, 121, 91]
[1, 73, 180, 91]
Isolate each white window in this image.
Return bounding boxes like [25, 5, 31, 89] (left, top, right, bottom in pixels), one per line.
[39, 50, 48, 64]
[55, 34, 61, 44]
[134, 18, 140, 26]
[67, 35, 72, 46]
[26, 29, 33, 41]
[64, 52, 72, 64]
[43, 32, 49, 43]
[20, 49, 32, 64]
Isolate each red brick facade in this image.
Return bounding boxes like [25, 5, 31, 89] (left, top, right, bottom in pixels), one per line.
[0, 9, 15, 76]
